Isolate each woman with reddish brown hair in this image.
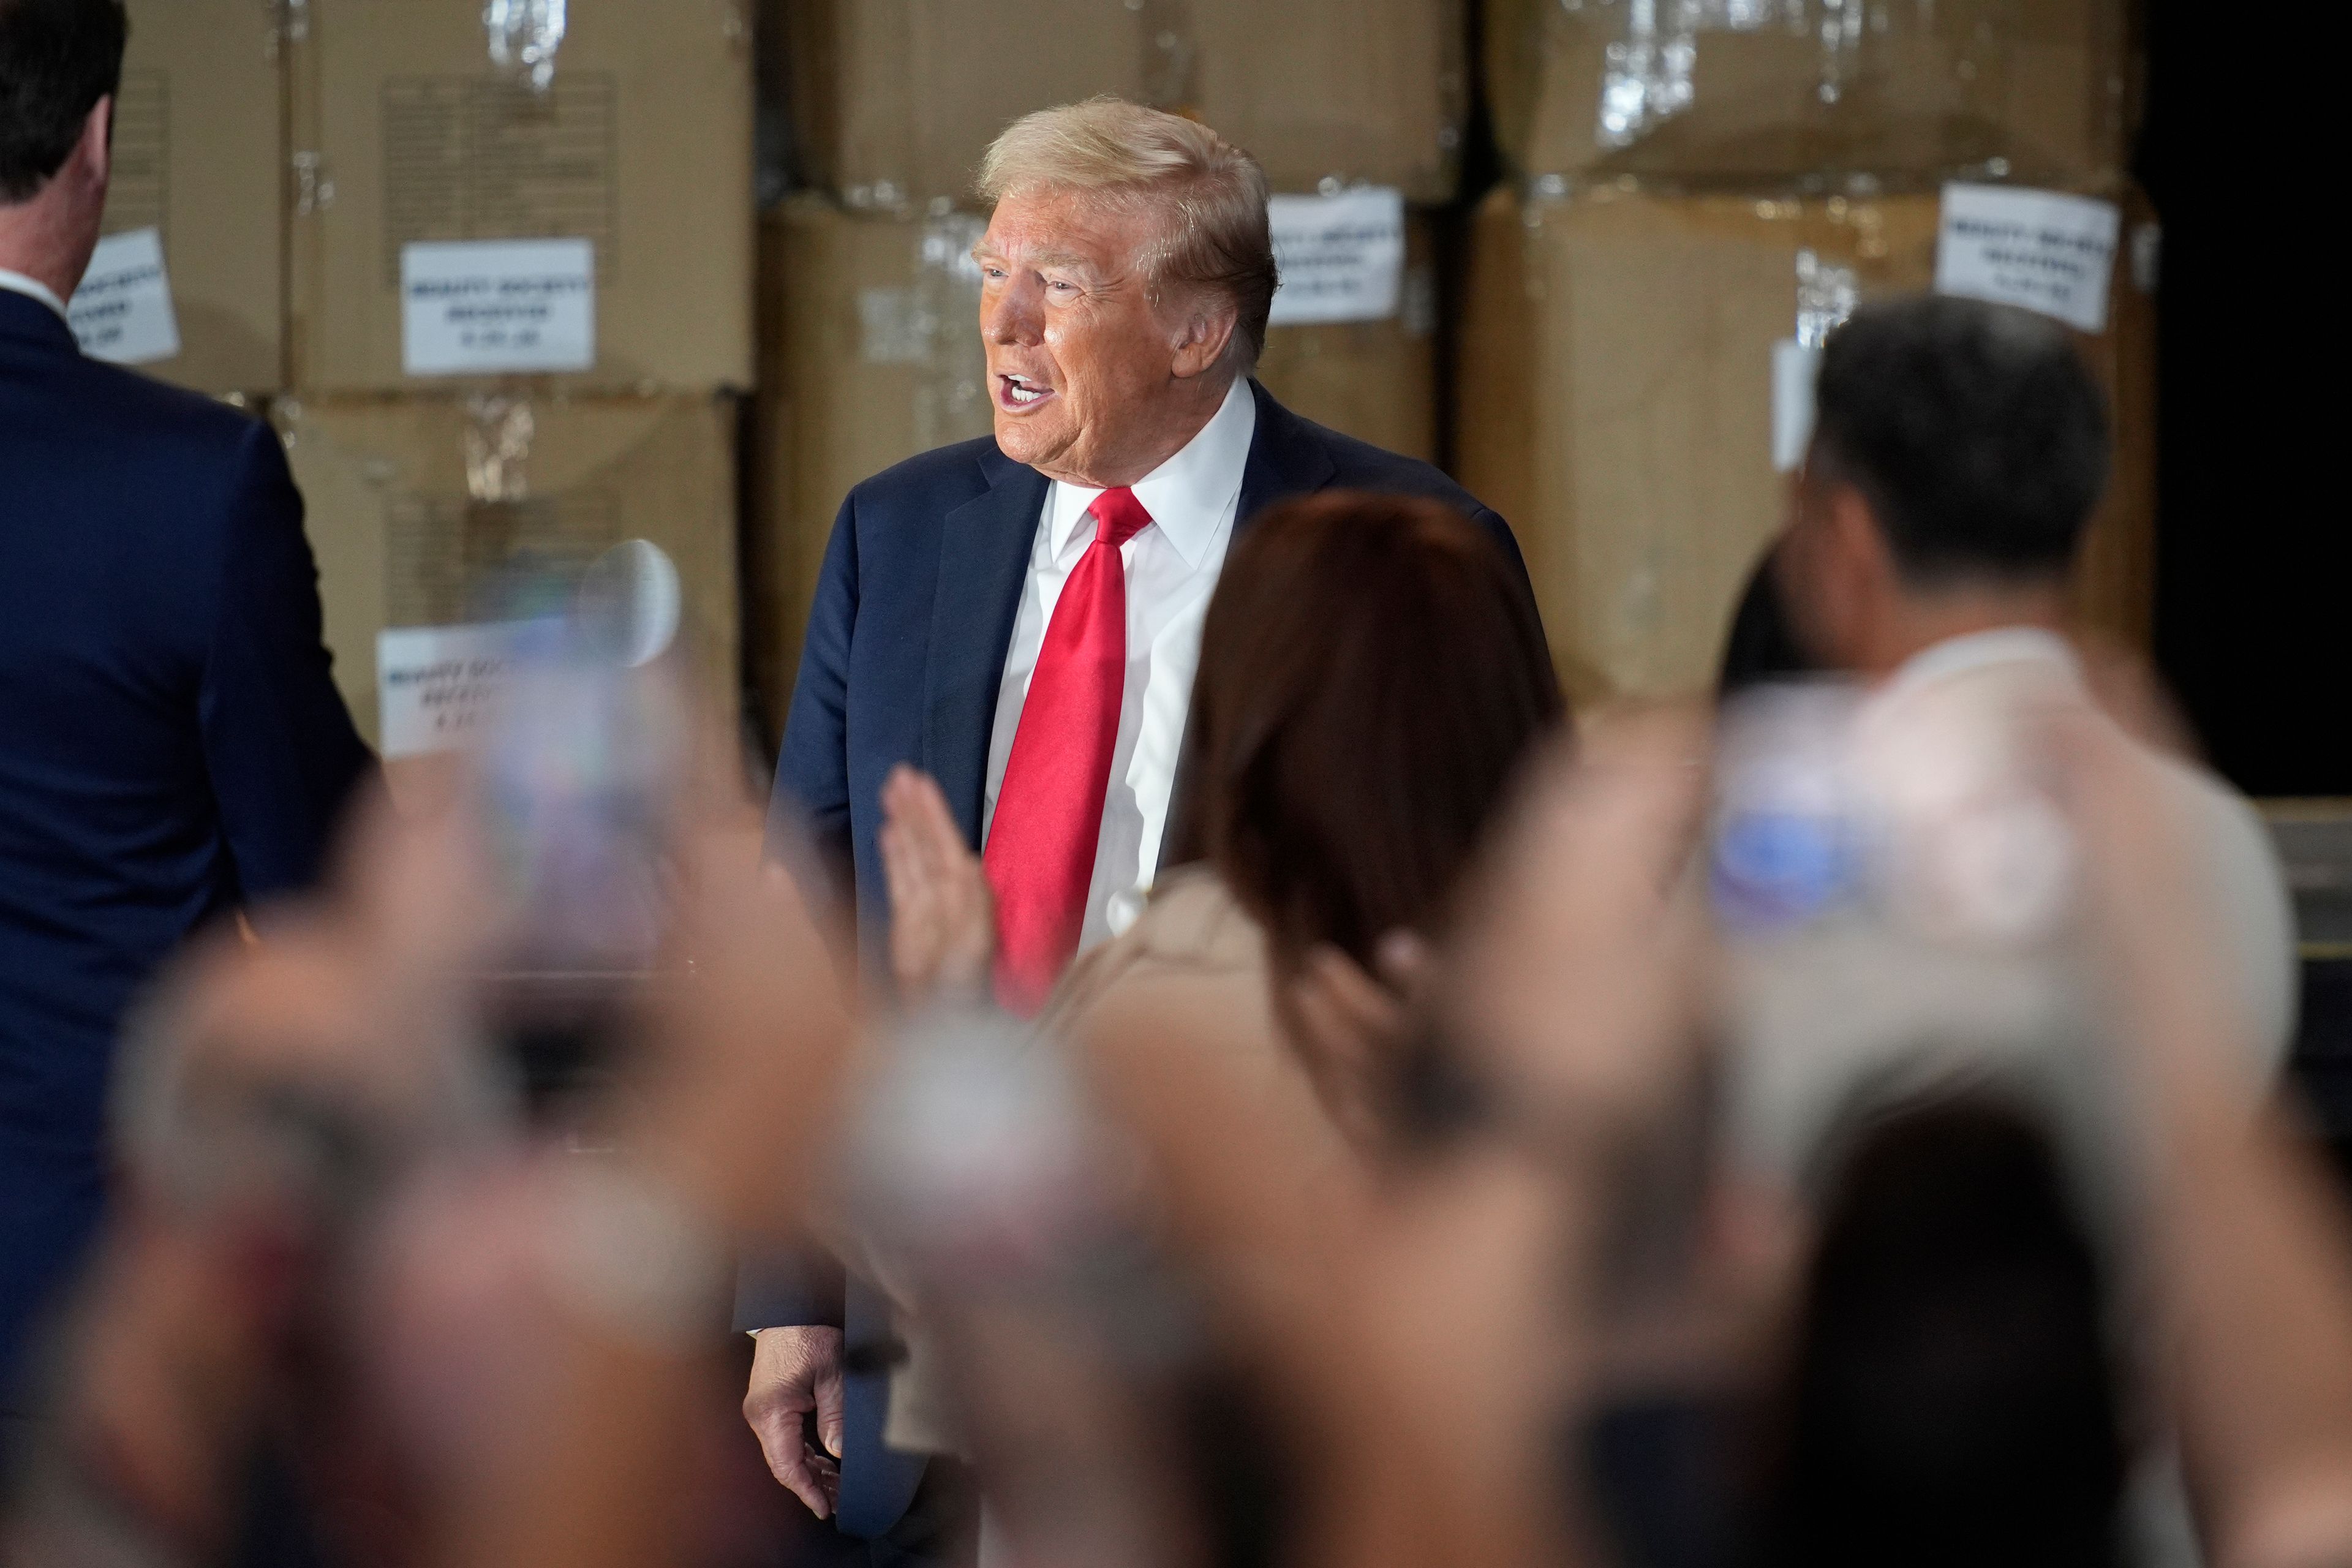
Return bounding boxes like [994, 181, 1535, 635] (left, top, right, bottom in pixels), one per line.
[882, 489, 1563, 1150]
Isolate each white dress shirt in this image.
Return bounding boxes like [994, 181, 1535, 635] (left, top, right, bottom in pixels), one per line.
[0, 268, 71, 323]
[982, 375, 1257, 952]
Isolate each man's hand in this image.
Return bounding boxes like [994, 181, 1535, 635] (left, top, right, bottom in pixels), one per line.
[743, 1325, 847, 1520]
[878, 766, 997, 1004]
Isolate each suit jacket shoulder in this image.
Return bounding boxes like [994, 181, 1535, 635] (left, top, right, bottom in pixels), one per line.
[1310, 421, 1494, 519]
[842, 434, 1003, 527]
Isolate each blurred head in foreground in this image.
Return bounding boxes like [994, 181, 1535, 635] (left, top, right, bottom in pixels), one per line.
[1781, 294, 2110, 673]
[1771, 1091, 2126, 1568]
[972, 97, 1276, 485]
[1185, 491, 1562, 973]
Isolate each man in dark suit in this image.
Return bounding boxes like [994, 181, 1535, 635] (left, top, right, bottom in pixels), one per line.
[0, 0, 374, 1418]
[741, 99, 1534, 1561]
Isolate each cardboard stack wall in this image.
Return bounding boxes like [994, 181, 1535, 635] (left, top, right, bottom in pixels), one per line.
[1458, 183, 2157, 704]
[1464, 0, 2147, 702]
[274, 1, 753, 752]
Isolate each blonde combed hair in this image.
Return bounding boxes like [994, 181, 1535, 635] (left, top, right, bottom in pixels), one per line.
[979, 97, 1279, 369]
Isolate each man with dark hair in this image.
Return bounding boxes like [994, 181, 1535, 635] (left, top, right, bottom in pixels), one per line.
[1, 0, 373, 1415]
[1774, 293, 2296, 1066]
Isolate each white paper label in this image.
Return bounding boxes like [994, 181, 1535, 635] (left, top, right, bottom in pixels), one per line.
[1267, 188, 1406, 326]
[401, 238, 595, 375]
[1935, 184, 2120, 334]
[377, 622, 532, 757]
[1772, 339, 1821, 473]
[69, 228, 181, 365]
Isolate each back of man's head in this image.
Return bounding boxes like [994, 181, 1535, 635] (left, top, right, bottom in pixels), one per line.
[1811, 295, 2109, 588]
[0, 0, 126, 203]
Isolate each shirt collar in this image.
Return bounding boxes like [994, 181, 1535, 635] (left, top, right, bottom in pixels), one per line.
[0, 268, 71, 325]
[1879, 626, 2082, 706]
[1047, 376, 1257, 568]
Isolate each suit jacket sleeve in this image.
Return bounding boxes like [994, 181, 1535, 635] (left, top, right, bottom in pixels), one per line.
[745, 498, 864, 1333]
[769, 492, 861, 907]
[1469, 502, 1550, 661]
[198, 420, 376, 903]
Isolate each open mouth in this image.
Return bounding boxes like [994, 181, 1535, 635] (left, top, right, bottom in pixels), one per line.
[996, 373, 1057, 411]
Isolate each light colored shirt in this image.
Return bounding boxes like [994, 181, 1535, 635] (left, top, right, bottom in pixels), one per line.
[0, 268, 71, 324]
[1875, 624, 2082, 705]
[1872, 623, 2299, 1068]
[982, 375, 1256, 951]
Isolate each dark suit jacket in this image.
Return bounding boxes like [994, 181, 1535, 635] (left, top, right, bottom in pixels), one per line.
[0, 290, 374, 1408]
[750, 380, 1534, 1540]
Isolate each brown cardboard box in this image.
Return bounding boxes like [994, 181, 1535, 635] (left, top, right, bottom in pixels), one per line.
[1485, 0, 2129, 187]
[281, 394, 741, 745]
[1457, 183, 2154, 704]
[1257, 211, 1441, 463]
[91, 0, 285, 394]
[788, 0, 1464, 209]
[288, 0, 753, 394]
[747, 198, 992, 736]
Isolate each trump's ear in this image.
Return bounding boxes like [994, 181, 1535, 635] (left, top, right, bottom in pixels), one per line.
[1169, 299, 1239, 382]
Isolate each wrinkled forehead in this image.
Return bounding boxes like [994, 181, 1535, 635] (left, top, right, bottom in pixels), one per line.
[973, 182, 1166, 276]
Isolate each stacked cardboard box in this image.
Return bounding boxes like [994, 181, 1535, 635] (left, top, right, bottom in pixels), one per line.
[1458, 185, 2156, 704]
[785, 0, 1466, 210]
[1463, 0, 2150, 703]
[271, 0, 754, 752]
[747, 199, 995, 734]
[751, 2, 1459, 736]
[1485, 0, 2132, 187]
[281, 395, 742, 745]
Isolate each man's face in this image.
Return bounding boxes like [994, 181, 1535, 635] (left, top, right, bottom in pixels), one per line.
[973, 186, 1191, 487]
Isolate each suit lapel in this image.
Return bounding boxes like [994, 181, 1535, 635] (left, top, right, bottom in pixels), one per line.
[1159, 383, 1338, 873]
[922, 448, 1050, 847]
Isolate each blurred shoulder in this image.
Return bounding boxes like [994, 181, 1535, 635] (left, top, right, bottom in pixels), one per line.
[2139, 742, 2300, 1068]
[45, 356, 276, 477]
[1041, 869, 1275, 1041]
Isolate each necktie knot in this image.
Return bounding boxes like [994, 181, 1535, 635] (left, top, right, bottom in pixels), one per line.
[1090, 486, 1153, 549]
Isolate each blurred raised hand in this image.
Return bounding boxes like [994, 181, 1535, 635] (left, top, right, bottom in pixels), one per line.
[1066, 706, 1721, 1568]
[878, 764, 998, 1006]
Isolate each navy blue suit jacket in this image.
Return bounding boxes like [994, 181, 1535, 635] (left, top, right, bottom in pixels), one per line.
[750, 380, 1533, 1539]
[0, 290, 373, 1408]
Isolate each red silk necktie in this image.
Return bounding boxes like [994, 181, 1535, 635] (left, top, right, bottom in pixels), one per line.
[984, 487, 1155, 1013]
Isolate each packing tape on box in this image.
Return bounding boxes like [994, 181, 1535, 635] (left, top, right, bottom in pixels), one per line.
[464, 394, 538, 505]
[480, 0, 748, 94]
[484, 0, 568, 93]
[855, 213, 993, 451]
[1500, 0, 2127, 183]
[1138, 0, 1202, 113]
[1771, 245, 1860, 471]
[1589, 0, 1860, 151]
